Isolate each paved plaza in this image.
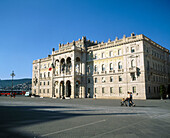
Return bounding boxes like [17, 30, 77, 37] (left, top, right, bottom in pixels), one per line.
[0, 96, 170, 138]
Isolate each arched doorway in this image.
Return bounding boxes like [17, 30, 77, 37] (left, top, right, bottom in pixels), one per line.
[60, 81, 65, 98]
[66, 80, 71, 97]
[75, 80, 80, 98]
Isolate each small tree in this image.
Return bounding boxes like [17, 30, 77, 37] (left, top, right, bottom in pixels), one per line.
[159, 85, 166, 100]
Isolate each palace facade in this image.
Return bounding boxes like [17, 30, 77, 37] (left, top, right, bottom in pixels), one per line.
[32, 33, 170, 99]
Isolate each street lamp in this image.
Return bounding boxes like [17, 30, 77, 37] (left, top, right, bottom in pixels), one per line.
[10, 71, 15, 96]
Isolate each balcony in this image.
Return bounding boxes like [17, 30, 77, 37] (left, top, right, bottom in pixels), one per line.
[118, 69, 124, 73]
[109, 70, 115, 74]
[94, 71, 99, 75]
[129, 67, 136, 73]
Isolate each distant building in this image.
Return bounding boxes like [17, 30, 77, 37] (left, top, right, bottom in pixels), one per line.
[32, 33, 170, 99]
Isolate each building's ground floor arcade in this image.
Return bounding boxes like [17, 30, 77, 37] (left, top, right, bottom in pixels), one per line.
[53, 79, 86, 99]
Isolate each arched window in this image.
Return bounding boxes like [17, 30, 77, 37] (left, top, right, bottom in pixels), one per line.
[118, 62, 122, 69]
[102, 64, 105, 71]
[94, 65, 97, 72]
[110, 63, 113, 70]
[131, 60, 134, 67]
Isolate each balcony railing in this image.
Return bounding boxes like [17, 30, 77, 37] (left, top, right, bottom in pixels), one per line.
[129, 67, 136, 73]
[118, 69, 124, 72]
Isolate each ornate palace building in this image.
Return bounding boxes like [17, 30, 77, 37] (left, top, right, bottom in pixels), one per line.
[32, 33, 170, 99]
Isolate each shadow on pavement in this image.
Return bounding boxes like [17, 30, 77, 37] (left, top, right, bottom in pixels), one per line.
[0, 105, 142, 138]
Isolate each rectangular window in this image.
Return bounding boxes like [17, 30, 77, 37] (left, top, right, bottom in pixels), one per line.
[131, 47, 135, 53]
[56, 89, 58, 93]
[40, 73, 42, 78]
[39, 89, 41, 93]
[88, 88, 90, 94]
[48, 81, 49, 85]
[102, 87, 105, 93]
[47, 89, 49, 93]
[119, 87, 122, 94]
[102, 77, 105, 83]
[110, 76, 113, 82]
[40, 82, 42, 85]
[110, 51, 113, 57]
[95, 88, 97, 93]
[95, 78, 97, 83]
[132, 86, 136, 93]
[43, 89, 45, 93]
[131, 73, 136, 81]
[102, 52, 104, 58]
[44, 82, 45, 85]
[48, 72, 50, 77]
[119, 76, 122, 82]
[110, 87, 113, 93]
[95, 53, 97, 59]
[88, 78, 91, 83]
[157, 87, 159, 93]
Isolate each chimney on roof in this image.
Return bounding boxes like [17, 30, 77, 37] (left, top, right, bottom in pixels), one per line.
[52, 48, 55, 51]
[115, 37, 119, 41]
[95, 40, 98, 44]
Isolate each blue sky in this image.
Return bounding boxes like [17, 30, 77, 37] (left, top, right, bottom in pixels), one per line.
[0, 0, 170, 80]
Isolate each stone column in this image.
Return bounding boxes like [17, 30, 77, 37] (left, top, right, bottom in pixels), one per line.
[71, 79, 75, 98]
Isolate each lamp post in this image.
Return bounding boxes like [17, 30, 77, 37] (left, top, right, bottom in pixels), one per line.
[10, 71, 15, 96]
